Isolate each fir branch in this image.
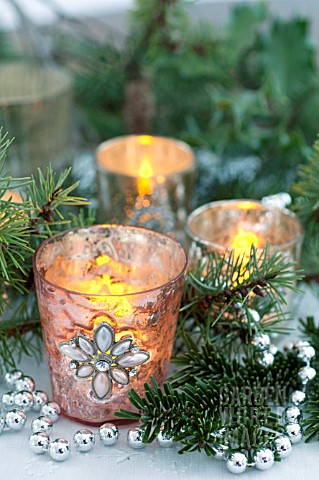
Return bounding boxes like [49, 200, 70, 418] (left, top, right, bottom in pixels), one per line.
[293, 138, 319, 223]
[177, 245, 303, 351]
[171, 340, 300, 404]
[298, 316, 319, 442]
[0, 135, 92, 373]
[303, 382, 319, 442]
[115, 376, 283, 455]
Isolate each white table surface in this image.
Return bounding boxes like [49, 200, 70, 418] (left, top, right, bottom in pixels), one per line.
[1, 286, 318, 480]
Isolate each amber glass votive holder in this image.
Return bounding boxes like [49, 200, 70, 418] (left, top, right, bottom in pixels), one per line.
[33, 225, 187, 424]
[96, 135, 195, 242]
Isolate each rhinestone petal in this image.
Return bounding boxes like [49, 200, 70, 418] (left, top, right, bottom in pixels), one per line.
[59, 343, 89, 362]
[92, 372, 112, 400]
[116, 351, 150, 368]
[110, 367, 129, 385]
[111, 338, 132, 356]
[94, 323, 114, 353]
[77, 365, 95, 378]
[78, 336, 96, 356]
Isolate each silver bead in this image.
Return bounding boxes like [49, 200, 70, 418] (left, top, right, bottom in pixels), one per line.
[1, 391, 15, 410]
[273, 435, 292, 458]
[29, 432, 50, 454]
[298, 366, 316, 384]
[14, 390, 34, 411]
[284, 406, 302, 424]
[269, 344, 278, 356]
[49, 438, 71, 462]
[5, 370, 23, 388]
[252, 333, 270, 351]
[15, 376, 35, 393]
[254, 448, 274, 471]
[31, 416, 53, 434]
[212, 443, 229, 460]
[40, 402, 61, 423]
[5, 409, 26, 430]
[32, 390, 49, 412]
[157, 431, 174, 448]
[73, 429, 95, 452]
[284, 423, 303, 444]
[226, 451, 248, 474]
[127, 427, 146, 449]
[257, 352, 274, 367]
[297, 346, 316, 362]
[248, 309, 260, 324]
[0, 416, 5, 435]
[290, 390, 307, 407]
[98, 423, 119, 446]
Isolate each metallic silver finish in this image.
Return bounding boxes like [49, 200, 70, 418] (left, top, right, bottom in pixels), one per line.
[4, 370, 23, 388]
[29, 432, 50, 454]
[14, 390, 34, 411]
[49, 438, 71, 462]
[248, 309, 260, 324]
[252, 333, 270, 351]
[59, 321, 150, 401]
[157, 431, 174, 448]
[284, 423, 303, 444]
[98, 423, 119, 446]
[212, 443, 229, 460]
[269, 344, 278, 356]
[254, 448, 274, 470]
[73, 429, 95, 452]
[32, 390, 49, 412]
[257, 352, 274, 367]
[5, 409, 26, 430]
[289, 390, 307, 407]
[298, 366, 316, 384]
[226, 451, 248, 474]
[127, 427, 146, 449]
[273, 436, 292, 458]
[40, 402, 61, 423]
[1, 391, 15, 410]
[284, 406, 302, 424]
[15, 376, 35, 393]
[31, 416, 53, 434]
[297, 346, 316, 362]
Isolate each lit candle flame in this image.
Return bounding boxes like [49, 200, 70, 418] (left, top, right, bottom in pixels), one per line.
[137, 156, 153, 196]
[231, 228, 259, 251]
[231, 228, 259, 283]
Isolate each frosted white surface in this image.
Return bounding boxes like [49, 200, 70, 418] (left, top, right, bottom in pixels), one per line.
[0, 286, 318, 480]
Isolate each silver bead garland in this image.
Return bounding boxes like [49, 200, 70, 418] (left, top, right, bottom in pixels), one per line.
[1, 338, 316, 472]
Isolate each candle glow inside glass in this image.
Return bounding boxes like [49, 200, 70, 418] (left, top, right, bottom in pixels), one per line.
[33, 225, 187, 423]
[96, 135, 195, 241]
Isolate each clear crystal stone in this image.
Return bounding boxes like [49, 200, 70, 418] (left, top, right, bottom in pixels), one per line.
[69, 361, 77, 370]
[130, 345, 140, 353]
[95, 360, 109, 372]
[129, 369, 138, 378]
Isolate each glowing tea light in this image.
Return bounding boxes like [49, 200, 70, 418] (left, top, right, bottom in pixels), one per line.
[96, 135, 195, 241]
[231, 228, 259, 251]
[33, 225, 187, 423]
[137, 154, 153, 196]
[186, 199, 303, 306]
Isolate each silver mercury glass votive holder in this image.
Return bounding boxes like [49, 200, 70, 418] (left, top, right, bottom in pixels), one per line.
[96, 135, 195, 243]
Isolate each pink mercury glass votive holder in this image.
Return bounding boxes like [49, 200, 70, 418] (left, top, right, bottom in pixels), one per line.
[33, 225, 187, 424]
